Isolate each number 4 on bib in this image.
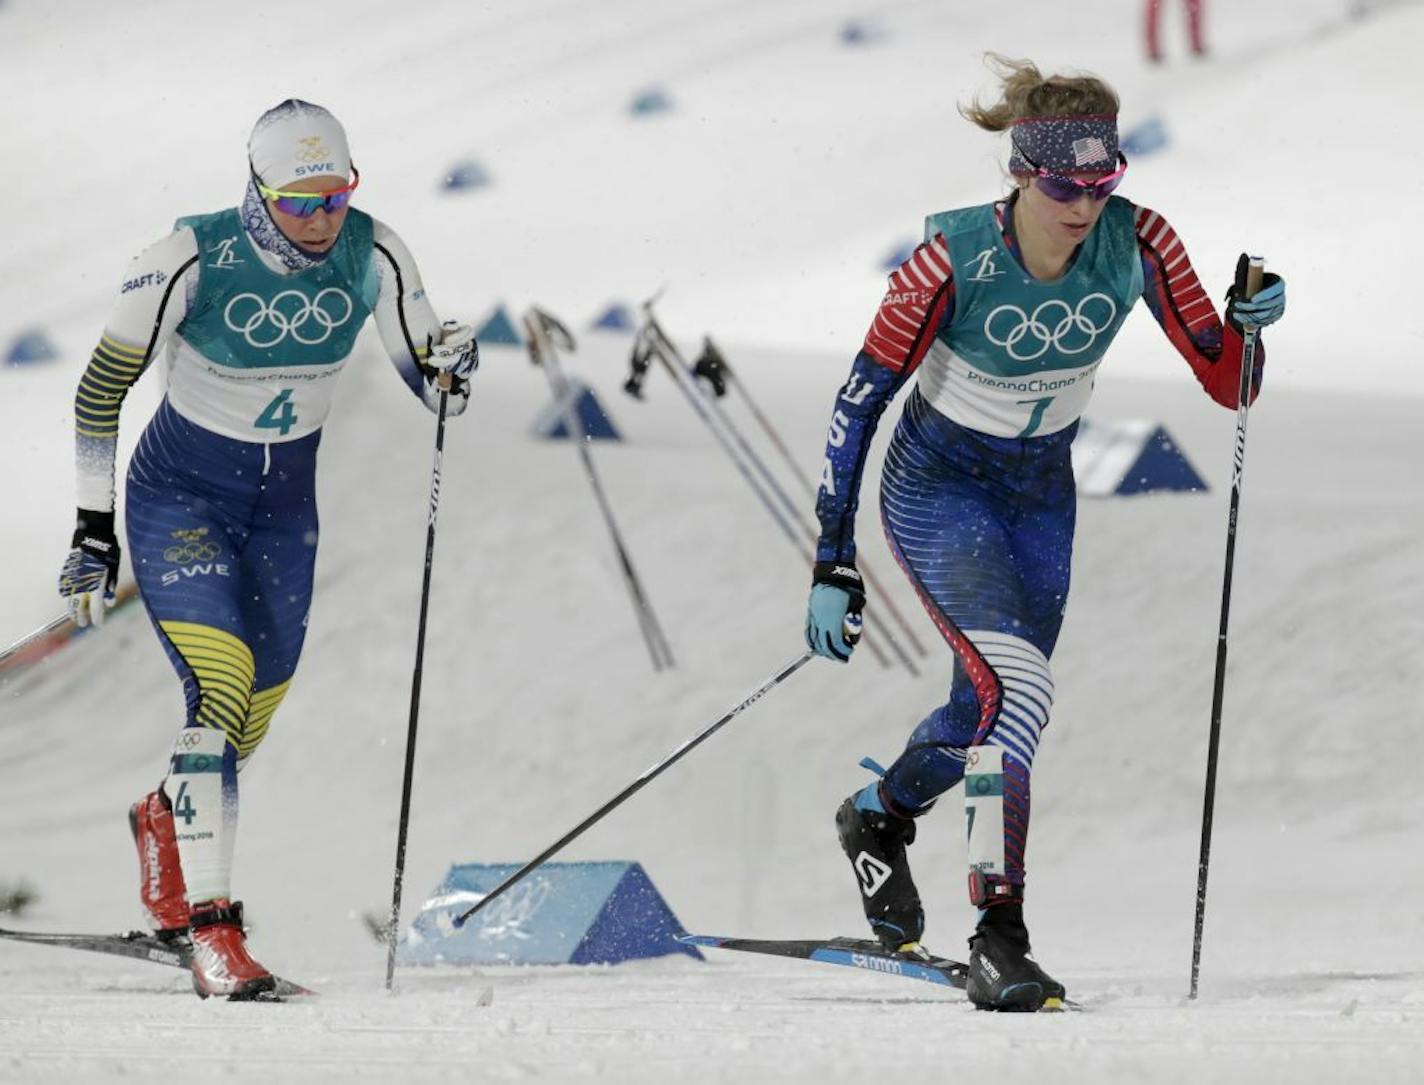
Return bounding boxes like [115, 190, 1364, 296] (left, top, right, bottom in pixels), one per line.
[256, 390, 298, 436]
[173, 781, 197, 826]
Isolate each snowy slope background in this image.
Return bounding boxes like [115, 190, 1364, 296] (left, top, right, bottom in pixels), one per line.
[2, 0, 1422, 1080]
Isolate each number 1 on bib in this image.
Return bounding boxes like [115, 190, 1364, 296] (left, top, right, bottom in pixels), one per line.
[1015, 395, 1054, 438]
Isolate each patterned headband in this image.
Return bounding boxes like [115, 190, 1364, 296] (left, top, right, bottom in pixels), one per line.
[1007, 114, 1119, 175]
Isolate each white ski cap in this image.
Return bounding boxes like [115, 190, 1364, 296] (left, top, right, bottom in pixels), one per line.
[248, 99, 351, 190]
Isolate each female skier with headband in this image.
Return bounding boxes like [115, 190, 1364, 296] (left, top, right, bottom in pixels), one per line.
[56, 100, 480, 999]
[804, 56, 1286, 1011]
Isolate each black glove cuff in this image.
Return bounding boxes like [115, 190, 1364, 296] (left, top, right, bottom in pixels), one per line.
[73, 508, 116, 548]
[813, 560, 865, 602]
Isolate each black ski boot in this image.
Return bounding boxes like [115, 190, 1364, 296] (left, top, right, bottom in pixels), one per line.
[835, 785, 923, 951]
[966, 901, 1065, 1012]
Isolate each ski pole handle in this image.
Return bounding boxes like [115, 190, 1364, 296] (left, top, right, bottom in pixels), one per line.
[1234, 255, 1266, 326]
[843, 611, 863, 647]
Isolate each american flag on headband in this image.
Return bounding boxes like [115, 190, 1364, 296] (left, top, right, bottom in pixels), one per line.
[1072, 136, 1110, 166]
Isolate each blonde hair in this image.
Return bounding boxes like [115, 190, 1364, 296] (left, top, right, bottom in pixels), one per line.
[960, 54, 1119, 131]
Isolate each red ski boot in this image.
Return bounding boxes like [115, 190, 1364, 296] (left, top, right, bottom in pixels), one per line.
[187, 900, 276, 1000]
[128, 789, 190, 937]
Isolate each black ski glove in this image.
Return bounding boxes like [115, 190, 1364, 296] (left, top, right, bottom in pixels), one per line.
[58, 508, 121, 628]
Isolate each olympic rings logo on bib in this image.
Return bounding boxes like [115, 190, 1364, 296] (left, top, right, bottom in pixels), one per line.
[223, 288, 354, 349]
[984, 293, 1118, 362]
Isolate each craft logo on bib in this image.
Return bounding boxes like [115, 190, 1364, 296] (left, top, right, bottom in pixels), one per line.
[223, 288, 354, 349]
[984, 293, 1118, 362]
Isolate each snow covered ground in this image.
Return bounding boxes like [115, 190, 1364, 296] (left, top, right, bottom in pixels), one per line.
[2, 0, 1422, 1080]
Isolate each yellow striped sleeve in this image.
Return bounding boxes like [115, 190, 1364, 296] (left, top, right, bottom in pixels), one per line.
[74, 333, 149, 442]
[99, 333, 146, 361]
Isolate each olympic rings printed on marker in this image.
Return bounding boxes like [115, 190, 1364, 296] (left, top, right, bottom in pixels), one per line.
[984, 293, 1118, 361]
[163, 542, 222, 563]
[223, 288, 354, 349]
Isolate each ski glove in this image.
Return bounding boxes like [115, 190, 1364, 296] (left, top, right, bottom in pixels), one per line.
[1226, 273, 1286, 330]
[58, 508, 120, 628]
[805, 561, 866, 663]
[428, 320, 479, 388]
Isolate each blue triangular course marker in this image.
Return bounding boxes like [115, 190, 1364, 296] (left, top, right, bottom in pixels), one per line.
[571, 863, 696, 965]
[5, 328, 59, 366]
[590, 303, 635, 332]
[1121, 116, 1169, 158]
[840, 19, 885, 45]
[1072, 418, 1207, 497]
[1116, 425, 1207, 495]
[629, 87, 673, 116]
[442, 159, 492, 192]
[397, 860, 700, 967]
[881, 240, 916, 272]
[476, 306, 522, 346]
[531, 379, 621, 441]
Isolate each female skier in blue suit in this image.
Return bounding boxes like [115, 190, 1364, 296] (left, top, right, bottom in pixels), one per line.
[56, 100, 480, 999]
[805, 56, 1285, 1011]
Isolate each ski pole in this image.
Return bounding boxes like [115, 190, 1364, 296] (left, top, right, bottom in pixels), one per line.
[0, 615, 70, 670]
[385, 377, 451, 991]
[526, 307, 675, 671]
[696, 338, 931, 662]
[1189, 254, 1265, 1001]
[632, 308, 899, 672]
[452, 650, 818, 928]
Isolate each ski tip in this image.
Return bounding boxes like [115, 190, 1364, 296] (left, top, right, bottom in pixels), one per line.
[272, 978, 319, 999]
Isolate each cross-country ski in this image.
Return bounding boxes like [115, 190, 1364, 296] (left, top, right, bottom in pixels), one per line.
[679, 933, 1083, 1011]
[0, 927, 316, 1000]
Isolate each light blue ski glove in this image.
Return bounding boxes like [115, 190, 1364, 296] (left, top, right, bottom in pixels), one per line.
[805, 562, 866, 662]
[1227, 273, 1286, 329]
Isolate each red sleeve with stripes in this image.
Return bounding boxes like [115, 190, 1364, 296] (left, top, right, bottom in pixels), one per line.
[1134, 204, 1261, 407]
[861, 234, 956, 374]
